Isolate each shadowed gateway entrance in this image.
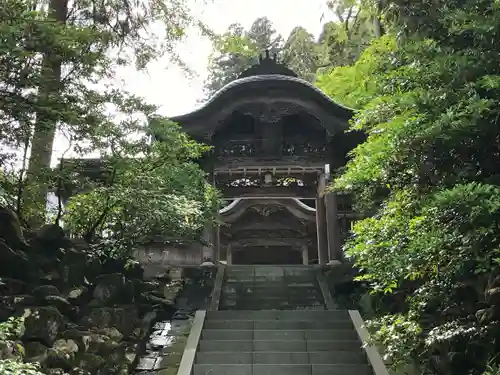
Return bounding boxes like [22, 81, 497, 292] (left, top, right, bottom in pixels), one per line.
[232, 246, 303, 265]
[218, 198, 317, 265]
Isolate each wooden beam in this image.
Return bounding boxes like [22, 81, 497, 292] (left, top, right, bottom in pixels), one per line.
[214, 156, 325, 171]
[222, 222, 307, 231]
[229, 237, 311, 249]
[219, 186, 316, 199]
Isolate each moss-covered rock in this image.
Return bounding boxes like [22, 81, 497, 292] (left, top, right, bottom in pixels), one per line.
[24, 341, 49, 363]
[78, 306, 137, 338]
[76, 353, 105, 375]
[23, 307, 65, 346]
[46, 339, 79, 370]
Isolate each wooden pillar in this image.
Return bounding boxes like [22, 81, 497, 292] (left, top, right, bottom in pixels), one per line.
[212, 225, 220, 262]
[325, 192, 342, 261]
[211, 167, 220, 263]
[316, 174, 328, 265]
[226, 244, 232, 265]
[302, 245, 309, 265]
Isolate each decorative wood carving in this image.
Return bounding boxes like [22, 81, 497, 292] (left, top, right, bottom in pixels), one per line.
[220, 186, 316, 199]
[238, 50, 298, 79]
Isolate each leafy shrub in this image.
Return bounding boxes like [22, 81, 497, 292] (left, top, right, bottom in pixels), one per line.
[0, 360, 46, 375]
[62, 118, 220, 250]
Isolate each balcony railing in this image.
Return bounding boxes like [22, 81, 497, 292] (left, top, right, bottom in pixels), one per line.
[214, 136, 328, 158]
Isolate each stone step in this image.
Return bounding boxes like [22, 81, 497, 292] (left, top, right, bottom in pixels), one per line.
[201, 329, 359, 341]
[221, 295, 324, 303]
[224, 278, 320, 283]
[221, 295, 323, 302]
[224, 274, 319, 279]
[220, 300, 325, 308]
[195, 351, 367, 365]
[222, 285, 323, 293]
[219, 304, 326, 310]
[225, 266, 317, 274]
[220, 302, 326, 310]
[223, 287, 322, 294]
[220, 298, 324, 307]
[225, 279, 317, 285]
[221, 305, 327, 311]
[205, 310, 350, 321]
[203, 320, 354, 331]
[225, 269, 317, 276]
[198, 339, 363, 352]
[193, 363, 372, 375]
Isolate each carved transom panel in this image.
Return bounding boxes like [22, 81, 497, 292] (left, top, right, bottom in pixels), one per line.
[230, 205, 308, 227]
[249, 204, 284, 217]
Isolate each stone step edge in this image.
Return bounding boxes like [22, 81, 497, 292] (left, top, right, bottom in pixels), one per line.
[206, 309, 348, 312]
[203, 319, 351, 322]
[195, 350, 366, 356]
[220, 296, 322, 298]
[205, 317, 350, 321]
[201, 329, 357, 333]
[193, 364, 370, 368]
[198, 339, 363, 344]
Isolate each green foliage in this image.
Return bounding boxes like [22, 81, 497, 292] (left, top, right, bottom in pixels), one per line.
[483, 366, 500, 375]
[282, 26, 322, 83]
[0, 316, 26, 364]
[203, 18, 282, 98]
[62, 116, 220, 248]
[0, 317, 25, 342]
[0, 0, 210, 225]
[204, 7, 379, 97]
[0, 360, 45, 375]
[366, 313, 422, 366]
[319, 1, 377, 70]
[318, 0, 500, 373]
[0, 0, 219, 242]
[316, 35, 398, 109]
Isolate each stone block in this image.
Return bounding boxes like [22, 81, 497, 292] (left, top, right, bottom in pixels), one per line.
[252, 364, 310, 375]
[201, 329, 253, 340]
[304, 329, 358, 341]
[306, 340, 361, 352]
[253, 330, 305, 341]
[198, 340, 252, 352]
[193, 364, 252, 375]
[204, 320, 253, 330]
[308, 351, 366, 364]
[253, 352, 309, 364]
[253, 340, 306, 352]
[196, 352, 252, 365]
[311, 364, 372, 375]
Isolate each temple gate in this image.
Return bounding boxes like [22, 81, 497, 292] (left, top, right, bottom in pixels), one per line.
[161, 51, 365, 265]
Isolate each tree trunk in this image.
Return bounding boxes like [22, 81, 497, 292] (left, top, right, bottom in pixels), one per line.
[23, 0, 67, 227]
[373, 0, 385, 38]
[373, 17, 384, 38]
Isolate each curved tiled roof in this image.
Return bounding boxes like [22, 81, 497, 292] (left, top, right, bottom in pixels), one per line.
[170, 74, 354, 124]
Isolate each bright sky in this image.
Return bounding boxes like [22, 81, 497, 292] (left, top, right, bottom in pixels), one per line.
[51, 0, 334, 160]
[113, 0, 333, 117]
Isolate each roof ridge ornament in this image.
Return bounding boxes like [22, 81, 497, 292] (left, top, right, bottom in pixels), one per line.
[238, 49, 297, 79]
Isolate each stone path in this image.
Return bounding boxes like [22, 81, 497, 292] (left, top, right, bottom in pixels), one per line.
[134, 266, 217, 375]
[135, 315, 193, 375]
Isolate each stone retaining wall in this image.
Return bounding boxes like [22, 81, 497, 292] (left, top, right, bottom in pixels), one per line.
[133, 243, 213, 278]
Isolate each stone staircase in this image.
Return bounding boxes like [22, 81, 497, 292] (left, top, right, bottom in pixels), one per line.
[178, 265, 378, 375]
[220, 265, 325, 310]
[194, 309, 372, 375]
